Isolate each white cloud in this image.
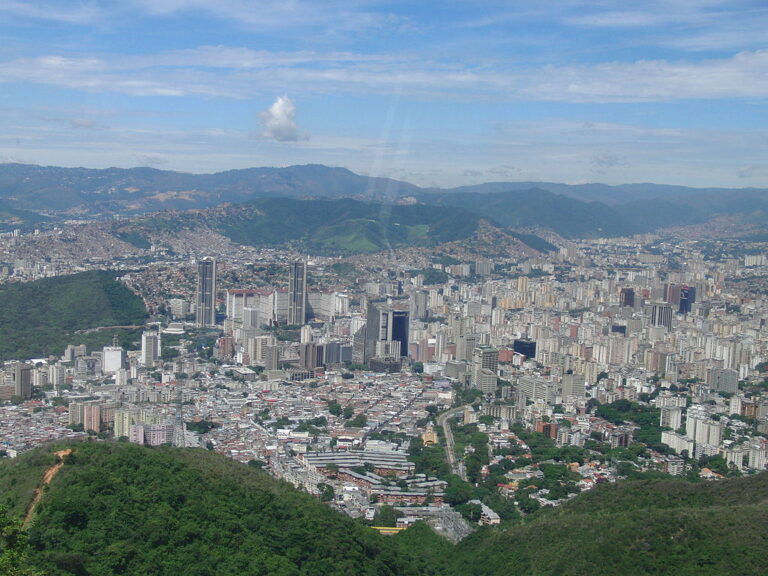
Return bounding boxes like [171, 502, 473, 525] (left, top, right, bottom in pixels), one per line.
[260, 96, 305, 142]
[129, 0, 406, 35]
[0, 0, 103, 24]
[1, 47, 767, 103]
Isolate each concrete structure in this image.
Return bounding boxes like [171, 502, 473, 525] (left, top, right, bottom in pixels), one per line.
[288, 261, 307, 326]
[196, 257, 217, 327]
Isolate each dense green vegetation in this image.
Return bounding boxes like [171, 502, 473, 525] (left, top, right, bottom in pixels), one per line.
[0, 449, 57, 517]
[1, 506, 43, 576]
[595, 399, 668, 449]
[3, 442, 767, 576]
[450, 423, 489, 483]
[423, 188, 640, 238]
[11, 442, 432, 576]
[507, 231, 557, 253]
[408, 268, 450, 285]
[0, 199, 51, 233]
[111, 226, 152, 249]
[0, 271, 147, 361]
[450, 473, 768, 576]
[134, 198, 484, 255]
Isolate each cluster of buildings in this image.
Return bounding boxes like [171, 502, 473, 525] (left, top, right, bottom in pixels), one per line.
[2, 220, 768, 532]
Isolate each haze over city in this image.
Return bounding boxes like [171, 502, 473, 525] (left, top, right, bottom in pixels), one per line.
[1, 0, 766, 187]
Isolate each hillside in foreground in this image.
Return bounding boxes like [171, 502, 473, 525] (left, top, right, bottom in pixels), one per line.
[2, 442, 435, 576]
[449, 473, 768, 575]
[2, 442, 767, 576]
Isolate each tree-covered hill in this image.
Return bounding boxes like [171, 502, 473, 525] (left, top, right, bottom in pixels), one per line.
[2, 163, 766, 238]
[420, 188, 640, 238]
[448, 473, 768, 576]
[2, 442, 767, 576]
[0, 199, 50, 233]
[130, 198, 487, 255]
[0, 271, 146, 361]
[3, 442, 435, 576]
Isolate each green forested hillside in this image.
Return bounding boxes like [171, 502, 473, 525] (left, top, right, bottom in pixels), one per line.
[6, 442, 434, 576]
[2, 443, 766, 576]
[0, 271, 146, 361]
[421, 188, 640, 238]
[448, 474, 768, 576]
[133, 198, 485, 254]
[0, 199, 50, 232]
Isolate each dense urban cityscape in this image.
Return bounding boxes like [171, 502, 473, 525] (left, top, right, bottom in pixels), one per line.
[2, 215, 767, 540]
[1, 2, 766, 573]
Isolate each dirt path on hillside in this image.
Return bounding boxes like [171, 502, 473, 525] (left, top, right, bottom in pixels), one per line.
[22, 448, 72, 528]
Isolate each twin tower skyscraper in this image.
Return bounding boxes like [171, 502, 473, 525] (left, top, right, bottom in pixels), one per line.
[196, 258, 308, 328]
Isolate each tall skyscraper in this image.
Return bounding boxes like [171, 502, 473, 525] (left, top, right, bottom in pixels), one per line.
[513, 338, 537, 359]
[13, 363, 32, 400]
[141, 332, 160, 367]
[471, 346, 499, 390]
[288, 260, 307, 326]
[678, 286, 696, 314]
[364, 301, 409, 363]
[619, 287, 635, 308]
[196, 257, 217, 327]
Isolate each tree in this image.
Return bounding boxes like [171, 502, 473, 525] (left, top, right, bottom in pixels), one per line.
[0, 506, 43, 576]
[318, 484, 335, 502]
[443, 475, 473, 506]
[345, 413, 368, 428]
[372, 505, 402, 527]
[456, 502, 483, 523]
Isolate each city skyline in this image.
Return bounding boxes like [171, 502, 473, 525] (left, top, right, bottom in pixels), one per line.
[0, 1, 766, 188]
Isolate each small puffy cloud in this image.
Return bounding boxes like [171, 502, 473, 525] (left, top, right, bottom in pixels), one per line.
[260, 95, 306, 142]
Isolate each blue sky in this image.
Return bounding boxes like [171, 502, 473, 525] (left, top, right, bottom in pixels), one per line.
[0, 0, 766, 188]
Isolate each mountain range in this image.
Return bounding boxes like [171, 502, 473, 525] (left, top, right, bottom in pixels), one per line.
[0, 163, 766, 240]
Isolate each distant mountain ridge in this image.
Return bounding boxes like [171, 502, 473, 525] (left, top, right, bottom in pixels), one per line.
[418, 187, 640, 238]
[433, 180, 765, 205]
[120, 197, 491, 255]
[0, 162, 766, 238]
[0, 163, 421, 216]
